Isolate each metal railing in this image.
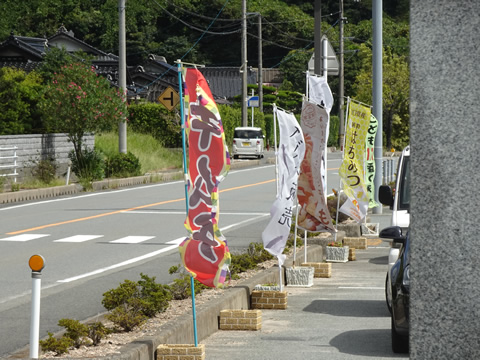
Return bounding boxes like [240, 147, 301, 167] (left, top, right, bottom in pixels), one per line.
[0, 146, 18, 183]
[382, 156, 397, 185]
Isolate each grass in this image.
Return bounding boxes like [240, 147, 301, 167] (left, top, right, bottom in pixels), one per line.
[95, 131, 183, 174]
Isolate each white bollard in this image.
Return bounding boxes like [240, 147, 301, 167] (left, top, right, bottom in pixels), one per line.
[28, 255, 45, 359]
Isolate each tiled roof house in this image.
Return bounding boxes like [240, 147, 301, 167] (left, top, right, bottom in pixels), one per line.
[0, 26, 277, 104]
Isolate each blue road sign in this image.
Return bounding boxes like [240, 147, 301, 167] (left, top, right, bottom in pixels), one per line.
[247, 96, 259, 107]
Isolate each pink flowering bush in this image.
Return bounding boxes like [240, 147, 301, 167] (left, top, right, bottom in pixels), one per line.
[40, 63, 127, 179]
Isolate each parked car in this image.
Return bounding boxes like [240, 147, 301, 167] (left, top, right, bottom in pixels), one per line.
[379, 145, 410, 313]
[232, 127, 264, 159]
[380, 226, 410, 354]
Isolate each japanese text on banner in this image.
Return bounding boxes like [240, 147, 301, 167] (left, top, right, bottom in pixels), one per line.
[262, 106, 305, 265]
[365, 114, 378, 208]
[338, 100, 370, 222]
[179, 68, 231, 288]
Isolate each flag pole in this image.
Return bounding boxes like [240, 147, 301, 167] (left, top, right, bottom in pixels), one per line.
[176, 60, 198, 347]
[273, 104, 279, 196]
[293, 194, 299, 267]
[335, 97, 350, 242]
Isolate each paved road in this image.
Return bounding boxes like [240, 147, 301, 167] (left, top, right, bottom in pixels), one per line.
[202, 236, 408, 359]
[0, 151, 372, 358]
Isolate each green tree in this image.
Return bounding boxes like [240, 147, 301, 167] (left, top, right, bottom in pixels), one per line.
[352, 44, 410, 149]
[39, 62, 126, 172]
[37, 47, 79, 84]
[0, 67, 43, 134]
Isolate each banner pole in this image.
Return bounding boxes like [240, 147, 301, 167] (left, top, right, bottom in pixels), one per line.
[273, 105, 279, 196]
[335, 97, 350, 242]
[177, 60, 198, 347]
[293, 195, 299, 267]
[304, 230, 308, 263]
[278, 260, 283, 291]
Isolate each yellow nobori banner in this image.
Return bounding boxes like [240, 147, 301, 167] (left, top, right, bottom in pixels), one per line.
[339, 100, 371, 221]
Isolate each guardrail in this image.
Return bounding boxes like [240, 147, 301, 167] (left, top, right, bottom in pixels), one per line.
[0, 146, 19, 183]
[382, 156, 398, 185]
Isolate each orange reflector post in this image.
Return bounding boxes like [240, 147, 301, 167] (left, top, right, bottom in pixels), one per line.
[29, 255, 45, 272]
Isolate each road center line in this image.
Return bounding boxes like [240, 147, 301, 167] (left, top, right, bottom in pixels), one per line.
[6, 179, 275, 235]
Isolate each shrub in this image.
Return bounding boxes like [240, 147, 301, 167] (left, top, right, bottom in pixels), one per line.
[327, 194, 349, 224]
[104, 151, 141, 178]
[105, 303, 147, 332]
[30, 157, 58, 184]
[68, 147, 104, 183]
[102, 274, 171, 331]
[88, 322, 109, 346]
[168, 265, 208, 300]
[285, 234, 304, 249]
[128, 103, 181, 148]
[39, 332, 73, 356]
[229, 242, 274, 279]
[137, 273, 172, 317]
[57, 318, 89, 348]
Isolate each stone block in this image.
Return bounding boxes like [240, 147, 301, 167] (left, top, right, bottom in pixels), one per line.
[343, 237, 367, 250]
[301, 262, 331, 278]
[285, 266, 314, 287]
[348, 247, 356, 261]
[326, 246, 349, 262]
[157, 344, 205, 360]
[251, 290, 287, 310]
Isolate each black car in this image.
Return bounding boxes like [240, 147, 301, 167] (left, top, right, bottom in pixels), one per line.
[379, 226, 410, 354]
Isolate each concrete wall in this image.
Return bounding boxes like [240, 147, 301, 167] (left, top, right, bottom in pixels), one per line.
[0, 133, 94, 181]
[410, 1, 480, 358]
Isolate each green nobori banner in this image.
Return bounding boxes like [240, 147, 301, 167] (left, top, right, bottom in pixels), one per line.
[365, 114, 378, 208]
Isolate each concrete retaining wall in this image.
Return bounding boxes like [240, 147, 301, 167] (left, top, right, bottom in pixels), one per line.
[0, 133, 94, 181]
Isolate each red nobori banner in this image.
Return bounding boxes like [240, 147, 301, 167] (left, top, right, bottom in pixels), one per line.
[179, 68, 231, 288]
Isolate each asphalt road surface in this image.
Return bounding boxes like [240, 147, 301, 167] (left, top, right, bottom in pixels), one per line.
[0, 154, 344, 357]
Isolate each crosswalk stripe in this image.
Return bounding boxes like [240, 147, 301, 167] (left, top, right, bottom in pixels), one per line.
[109, 236, 155, 244]
[0, 234, 49, 242]
[54, 235, 104, 243]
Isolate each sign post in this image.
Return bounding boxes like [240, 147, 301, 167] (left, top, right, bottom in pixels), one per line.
[29, 255, 45, 359]
[247, 94, 259, 127]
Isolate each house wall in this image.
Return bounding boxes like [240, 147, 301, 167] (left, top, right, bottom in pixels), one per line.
[0, 133, 94, 181]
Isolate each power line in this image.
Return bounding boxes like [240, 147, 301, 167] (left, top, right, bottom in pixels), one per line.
[151, 0, 241, 35]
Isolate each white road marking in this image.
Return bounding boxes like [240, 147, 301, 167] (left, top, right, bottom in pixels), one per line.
[109, 236, 155, 244]
[338, 286, 384, 290]
[166, 237, 186, 245]
[0, 234, 49, 242]
[54, 235, 104, 243]
[56, 214, 270, 283]
[57, 245, 178, 283]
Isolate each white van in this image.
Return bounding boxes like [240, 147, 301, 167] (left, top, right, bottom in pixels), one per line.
[232, 127, 264, 159]
[379, 145, 410, 312]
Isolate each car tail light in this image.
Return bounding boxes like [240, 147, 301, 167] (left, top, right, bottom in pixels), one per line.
[256, 140, 260, 145]
[233, 140, 236, 144]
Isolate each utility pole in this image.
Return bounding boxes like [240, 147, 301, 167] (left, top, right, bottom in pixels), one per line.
[258, 14, 263, 112]
[314, 0, 322, 75]
[241, 0, 248, 127]
[338, 0, 345, 150]
[372, 0, 383, 214]
[118, 0, 127, 154]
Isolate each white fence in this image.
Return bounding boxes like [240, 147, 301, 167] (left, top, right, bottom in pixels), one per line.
[0, 146, 18, 183]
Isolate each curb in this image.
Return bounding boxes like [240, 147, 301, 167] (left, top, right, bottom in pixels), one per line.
[0, 160, 262, 205]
